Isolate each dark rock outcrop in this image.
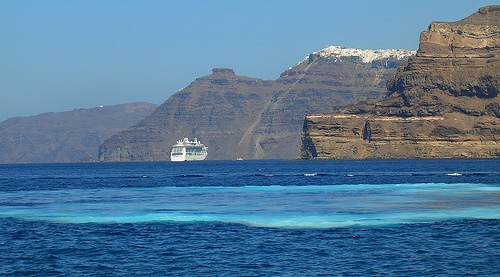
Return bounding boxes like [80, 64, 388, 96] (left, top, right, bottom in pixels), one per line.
[302, 6, 500, 160]
[99, 48, 414, 161]
[0, 103, 157, 163]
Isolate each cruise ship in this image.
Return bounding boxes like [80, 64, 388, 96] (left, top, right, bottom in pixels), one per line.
[170, 138, 208, 162]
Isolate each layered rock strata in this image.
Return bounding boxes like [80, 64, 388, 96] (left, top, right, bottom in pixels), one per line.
[302, 6, 500, 159]
[99, 47, 414, 161]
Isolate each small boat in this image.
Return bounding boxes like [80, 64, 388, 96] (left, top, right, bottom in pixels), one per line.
[446, 173, 462, 176]
[170, 138, 208, 162]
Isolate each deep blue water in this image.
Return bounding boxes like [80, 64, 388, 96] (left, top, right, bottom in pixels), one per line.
[0, 159, 499, 276]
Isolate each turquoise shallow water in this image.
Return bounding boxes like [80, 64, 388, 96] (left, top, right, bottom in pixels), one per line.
[1, 182, 499, 228]
[1, 159, 499, 276]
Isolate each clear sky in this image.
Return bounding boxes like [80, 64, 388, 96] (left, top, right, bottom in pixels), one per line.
[0, 0, 498, 122]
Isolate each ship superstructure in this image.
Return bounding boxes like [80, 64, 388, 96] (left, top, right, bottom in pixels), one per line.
[170, 138, 208, 162]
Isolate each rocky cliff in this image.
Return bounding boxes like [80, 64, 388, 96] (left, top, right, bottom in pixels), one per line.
[99, 48, 414, 161]
[99, 69, 275, 161]
[302, 6, 500, 159]
[0, 103, 157, 163]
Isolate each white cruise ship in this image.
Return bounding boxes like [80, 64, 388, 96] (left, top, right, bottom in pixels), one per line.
[170, 138, 208, 162]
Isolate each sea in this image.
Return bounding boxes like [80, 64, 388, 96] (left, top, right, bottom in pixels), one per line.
[0, 159, 499, 276]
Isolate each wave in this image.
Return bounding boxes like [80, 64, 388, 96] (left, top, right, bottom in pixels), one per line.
[4, 170, 498, 183]
[175, 174, 207, 178]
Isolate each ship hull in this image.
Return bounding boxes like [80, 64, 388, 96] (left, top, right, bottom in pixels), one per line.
[171, 152, 208, 162]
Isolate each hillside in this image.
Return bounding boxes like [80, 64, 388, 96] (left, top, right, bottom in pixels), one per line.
[301, 6, 500, 159]
[99, 48, 414, 161]
[0, 103, 157, 163]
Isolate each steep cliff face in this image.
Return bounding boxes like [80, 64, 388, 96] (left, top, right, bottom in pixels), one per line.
[255, 47, 415, 159]
[99, 48, 414, 161]
[302, 113, 499, 159]
[302, 6, 500, 160]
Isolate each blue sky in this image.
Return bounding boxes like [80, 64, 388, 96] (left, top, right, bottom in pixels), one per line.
[0, 0, 498, 121]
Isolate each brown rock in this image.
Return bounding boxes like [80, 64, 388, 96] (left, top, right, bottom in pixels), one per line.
[302, 6, 500, 160]
[100, 47, 413, 161]
[302, 113, 500, 159]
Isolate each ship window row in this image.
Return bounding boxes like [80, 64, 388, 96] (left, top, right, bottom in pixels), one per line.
[172, 147, 184, 154]
[186, 147, 206, 153]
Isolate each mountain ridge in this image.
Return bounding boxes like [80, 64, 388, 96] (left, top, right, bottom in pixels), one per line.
[99, 46, 414, 161]
[0, 102, 157, 163]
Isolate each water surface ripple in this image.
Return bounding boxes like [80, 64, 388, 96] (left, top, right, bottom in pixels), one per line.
[0, 159, 499, 276]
